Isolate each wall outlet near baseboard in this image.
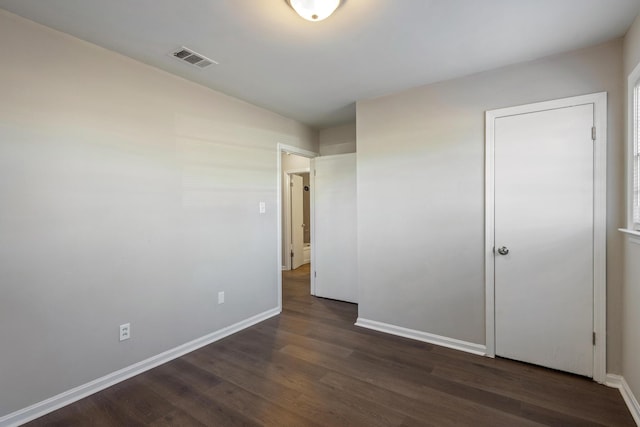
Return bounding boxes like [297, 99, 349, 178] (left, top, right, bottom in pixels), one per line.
[218, 291, 225, 304]
[119, 323, 131, 341]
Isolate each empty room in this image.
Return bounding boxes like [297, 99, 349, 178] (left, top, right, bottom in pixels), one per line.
[2, 1, 640, 426]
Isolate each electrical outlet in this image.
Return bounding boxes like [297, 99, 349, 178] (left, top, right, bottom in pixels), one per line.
[259, 202, 266, 214]
[218, 291, 225, 304]
[119, 323, 131, 341]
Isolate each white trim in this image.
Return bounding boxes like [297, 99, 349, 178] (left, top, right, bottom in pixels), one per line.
[0, 307, 280, 427]
[276, 143, 318, 309]
[278, 144, 317, 159]
[592, 92, 608, 385]
[485, 108, 496, 358]
[606, 374, 640, 425]
[485, 92, 608, 383]
[606, 373, 624, 388]
[619, 228, 640, 245]
[355, 318, 486, 356]
[628, 62, 640, 231]
[309, 159, 316, 296]
[285, 168, 312, 174]
[303, 243, 311, 264]
[619, 228, 640, 238]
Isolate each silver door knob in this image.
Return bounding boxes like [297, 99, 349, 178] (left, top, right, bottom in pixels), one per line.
[497, 246, 509, 255]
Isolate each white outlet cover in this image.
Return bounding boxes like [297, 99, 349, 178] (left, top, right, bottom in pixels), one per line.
[259, 202, 266, 214]
[218, 291, 225, 304]
[119, 323, 131, 341]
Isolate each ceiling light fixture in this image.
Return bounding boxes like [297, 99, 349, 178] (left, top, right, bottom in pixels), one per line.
[287, 0, 341, 22]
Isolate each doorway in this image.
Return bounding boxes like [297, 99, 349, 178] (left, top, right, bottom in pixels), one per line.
[277, 144, 317, 311]
[485, 93, 607, 383]
[278, 146, 359, 311]
[288, 171, 311, 270]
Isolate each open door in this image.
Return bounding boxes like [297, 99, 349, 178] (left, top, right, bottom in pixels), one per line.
[313, 153, 357, 303]
[290, 174, 305, 270]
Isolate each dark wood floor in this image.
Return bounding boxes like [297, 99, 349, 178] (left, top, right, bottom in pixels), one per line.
[26, 264, 634, 426]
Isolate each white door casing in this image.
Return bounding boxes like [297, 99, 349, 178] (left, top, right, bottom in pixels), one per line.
[313, 153, 358, 303]
[291, 174, 305, 270]
[485, 93, 607, 383]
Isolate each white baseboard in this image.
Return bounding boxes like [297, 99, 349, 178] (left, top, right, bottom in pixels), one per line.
[355, 317, 486, 356]
[0, 307, 281, 427]
[606, 374, 640, 425]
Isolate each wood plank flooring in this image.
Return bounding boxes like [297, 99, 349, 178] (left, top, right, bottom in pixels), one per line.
[26, 264, 634, 426]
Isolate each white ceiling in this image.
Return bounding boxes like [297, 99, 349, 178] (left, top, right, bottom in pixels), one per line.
[1, 0, 639, 129]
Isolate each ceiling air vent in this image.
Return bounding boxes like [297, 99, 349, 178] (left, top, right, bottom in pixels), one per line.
[170, 47, 218, 69]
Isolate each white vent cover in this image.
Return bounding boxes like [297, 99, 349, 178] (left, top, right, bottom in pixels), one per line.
[170, 47, 218, 68]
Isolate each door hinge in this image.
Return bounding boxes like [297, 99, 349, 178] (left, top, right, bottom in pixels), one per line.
[314, 271, 317, 278]
[591, 126, 596, 141]
[593, 332, 596, 345]
[290, 250, 294, 258]
[290, 181, 294, 187]
[314, 169, 317, 177]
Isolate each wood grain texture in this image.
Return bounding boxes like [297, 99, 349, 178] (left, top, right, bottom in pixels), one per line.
[25, 264, 634, 426]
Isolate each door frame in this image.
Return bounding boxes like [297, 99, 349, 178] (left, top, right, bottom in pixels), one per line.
[484, 92, 607, 383]
[284, 169, 310, 271]
[277, 143, 318, 312]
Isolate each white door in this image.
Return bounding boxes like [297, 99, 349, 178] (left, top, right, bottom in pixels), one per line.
[494, 103, 594, 377]
[291, 174, 305, 270]
[313, 153, 357, 303]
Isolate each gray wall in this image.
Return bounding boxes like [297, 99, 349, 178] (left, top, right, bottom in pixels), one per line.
[625, 13, 640, 77]
[319, 123, 356, 155]
[622, 12, 640, 408]
[622, 240, 640, 400]
[356, 40, 624, 371]
[0, 10, 316, 417]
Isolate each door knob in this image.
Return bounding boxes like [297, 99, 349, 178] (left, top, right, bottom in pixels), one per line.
[497, 246, 509, 255]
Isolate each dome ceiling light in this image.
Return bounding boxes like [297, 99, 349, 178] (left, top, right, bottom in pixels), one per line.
[287, 0, 341, 22]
